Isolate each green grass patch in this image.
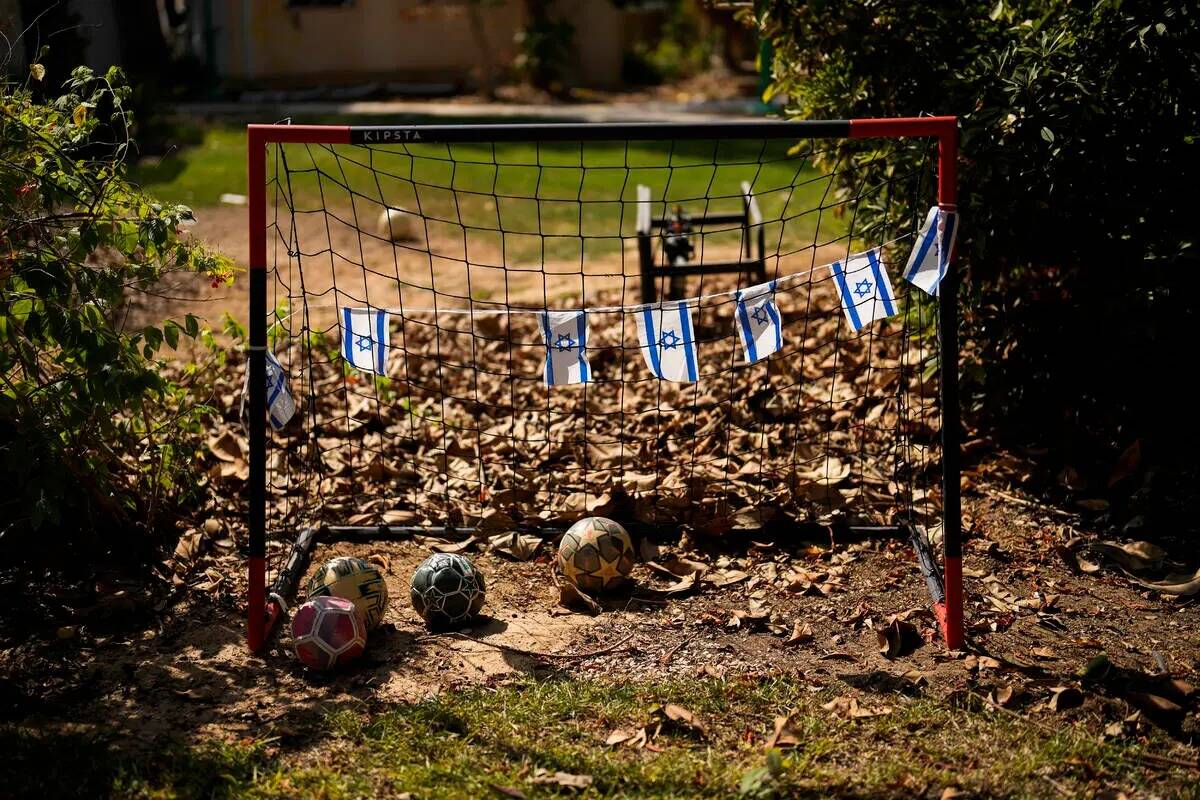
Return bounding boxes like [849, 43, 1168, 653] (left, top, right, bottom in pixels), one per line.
[5, 676, 1193, 799]
[132, 121, 852, 264]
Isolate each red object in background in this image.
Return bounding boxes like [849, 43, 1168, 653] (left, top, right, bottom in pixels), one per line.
[289, 595, 367, 671]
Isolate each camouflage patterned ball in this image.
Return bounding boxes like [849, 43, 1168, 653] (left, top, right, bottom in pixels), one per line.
[410, 553, 486, 629]
[557, 516, 635, 593]
[306, 556, 389, 630]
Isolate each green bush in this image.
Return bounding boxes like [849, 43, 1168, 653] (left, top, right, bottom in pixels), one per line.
[621, 0, 720, 86]
[0, 64, 232, 554]
[759, 2, 1199, 496]
[513, 0, 576, 93]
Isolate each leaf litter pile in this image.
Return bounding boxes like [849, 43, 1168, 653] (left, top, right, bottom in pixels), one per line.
[243, 277, 943, 540]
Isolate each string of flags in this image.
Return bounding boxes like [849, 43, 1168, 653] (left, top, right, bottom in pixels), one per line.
[255, 207, 957, 420]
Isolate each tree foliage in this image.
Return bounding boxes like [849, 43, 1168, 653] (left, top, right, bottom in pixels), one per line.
[0, 64, 232, 553]
[760, 1, 1200, 475]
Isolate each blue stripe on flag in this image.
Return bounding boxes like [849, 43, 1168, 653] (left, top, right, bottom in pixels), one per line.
[735, 292, 759, 364]
[906, 209, 938, 282]
[540, 313, 555, 385]
[830, 260, 863, 331]
[575, 312, 588, 383]
[342, 307, 353, 363]
[868, 250, 895, 317]
[641, 307, 662, 377]
[764, 280, 783, 352]
[677, 302, 697, 381]
[267, 370, 283, 409]
[375, 309, 385, 373]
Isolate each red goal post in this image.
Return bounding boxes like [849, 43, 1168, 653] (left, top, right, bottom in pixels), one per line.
[244, 116, 964, 652]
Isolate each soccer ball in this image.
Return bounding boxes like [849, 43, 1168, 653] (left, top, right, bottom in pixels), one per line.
[306, 555, 390, 630]
[410, 553, 485, 629]
[557, 516, 635, 593]
[376, 206, 420, 242]
[290, 595, 367, 671]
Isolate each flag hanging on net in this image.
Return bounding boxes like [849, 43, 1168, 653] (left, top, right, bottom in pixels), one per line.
[636, 300, 699, 382]
[830, 249, 898, 332]
[733, 280, 784, 364]
[265, 352, 296, 430]
[903, 206, 959, 296]
[340, 307, 389, 374]
[538, 310, 591, 386]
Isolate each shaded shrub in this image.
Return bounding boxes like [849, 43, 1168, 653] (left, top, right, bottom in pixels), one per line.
[0, 64, 232, 556]
[759, 1, 1200, 518]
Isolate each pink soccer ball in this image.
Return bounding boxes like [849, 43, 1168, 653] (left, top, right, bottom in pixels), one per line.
[290, 595, 367, 671]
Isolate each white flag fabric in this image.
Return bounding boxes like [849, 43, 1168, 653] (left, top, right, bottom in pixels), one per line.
[265, 352, 296, 430]
[830, 249, 898, 332]
[538, 310, 591, 386]
[733, 280, 783, 364]
[340, 307, 389, 374]
[903, 206, 959, 296]
[636, 300, 699, 382]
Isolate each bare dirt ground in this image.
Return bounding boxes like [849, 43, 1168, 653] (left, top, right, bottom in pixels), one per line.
[6, 471, 1197, 761]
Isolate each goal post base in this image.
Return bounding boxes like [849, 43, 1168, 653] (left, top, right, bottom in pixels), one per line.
[252, 521, 964, 651]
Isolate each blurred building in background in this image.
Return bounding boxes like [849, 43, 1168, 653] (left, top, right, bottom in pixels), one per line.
[5, 0, 756, 97]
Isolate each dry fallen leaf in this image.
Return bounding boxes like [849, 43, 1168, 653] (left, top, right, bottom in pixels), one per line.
[784, 621, 814, 646]
[765, 713, 803, 749]
[660, 703, 706, 735]
[556, 579, 601, 615]
[605, 729, 635, 746]
[876, 618, 921, 659]
[530, 770, 592, 790]
[1049, 686, 1084, 712]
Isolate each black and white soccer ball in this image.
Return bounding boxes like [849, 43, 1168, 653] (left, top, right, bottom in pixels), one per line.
[410, 553, 486, 629]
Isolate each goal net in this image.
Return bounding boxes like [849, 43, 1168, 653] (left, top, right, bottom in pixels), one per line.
[245, 119, 963, 651]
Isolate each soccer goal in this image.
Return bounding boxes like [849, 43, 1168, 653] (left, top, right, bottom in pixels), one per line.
[244, 117, 964, 652]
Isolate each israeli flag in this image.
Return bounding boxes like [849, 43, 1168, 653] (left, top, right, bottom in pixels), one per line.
[264, 352, 296, 430]
[903, 206, 959, 296]
[339, 307, 389, 374]
[538, 310, 591, 386]
[733, 280, 784, 364]
[636, 300, 699, 382]
[830, 249, 898, 332]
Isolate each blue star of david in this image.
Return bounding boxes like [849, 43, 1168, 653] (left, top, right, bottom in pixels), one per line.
[659, 329, 681, 350]
[554, 333, 576, 352]
[355, 334, 374, 352]
[853, 279, 873, 298]
[751, 304, 770, 326]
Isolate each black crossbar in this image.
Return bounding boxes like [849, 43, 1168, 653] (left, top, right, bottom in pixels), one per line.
[349, 120, 851, 145]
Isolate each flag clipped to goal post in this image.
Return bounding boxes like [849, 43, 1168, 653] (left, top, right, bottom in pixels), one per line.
[339, 307, 389, 374]
[903, 206, 959, 296]
[636, 300, 699, 382]
[538, 310, 591, 386]
[830, 249, 898, 332]
[733, 280, 784, 364]
[239, 351, 296, 431]
[264, 352, 296, 430]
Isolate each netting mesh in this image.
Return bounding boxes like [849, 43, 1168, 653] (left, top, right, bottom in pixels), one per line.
[260, 131, 942, 554]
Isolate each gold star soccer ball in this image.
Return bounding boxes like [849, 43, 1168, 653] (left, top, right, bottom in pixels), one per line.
[306, 556, 390, 630]
[557, 516, 635, 593]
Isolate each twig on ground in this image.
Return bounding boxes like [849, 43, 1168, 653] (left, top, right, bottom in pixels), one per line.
[986, 488, 1076, 520]
[658, 636, 691, 666]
